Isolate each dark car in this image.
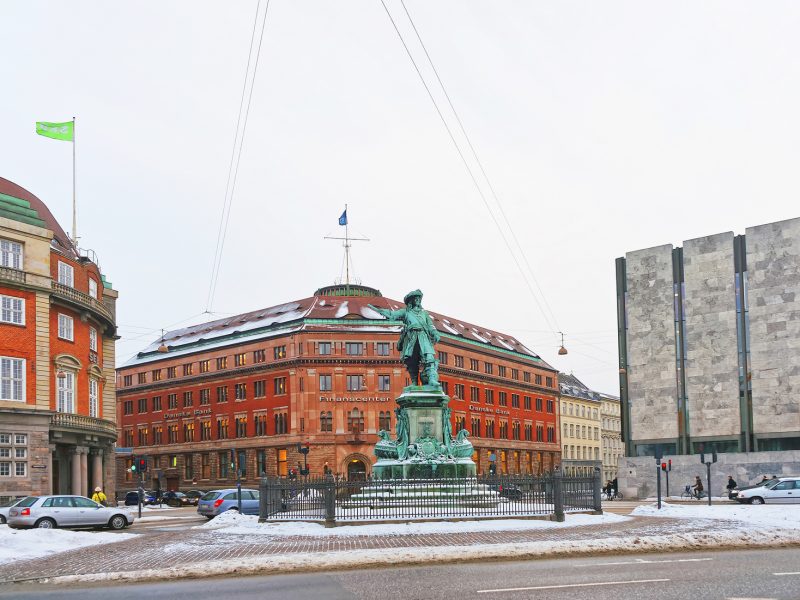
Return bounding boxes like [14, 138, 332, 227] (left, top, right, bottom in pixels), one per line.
[183, 490, 206, 506]
[488, 483, 525, 501]
[124, 490, 156, 506]
[160, 491, 192, 507]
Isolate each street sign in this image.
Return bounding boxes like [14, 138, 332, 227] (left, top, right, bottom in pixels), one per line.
[115, 447, 133, 455]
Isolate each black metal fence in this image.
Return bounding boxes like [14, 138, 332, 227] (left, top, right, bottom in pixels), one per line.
[259, 469, 602, 524]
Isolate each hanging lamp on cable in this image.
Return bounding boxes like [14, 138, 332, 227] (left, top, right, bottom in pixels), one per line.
[157, 329, 169, 353]
[557, 331, 568, 356]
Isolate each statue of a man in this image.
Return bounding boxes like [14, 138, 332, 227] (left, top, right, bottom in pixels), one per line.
[369, 290, 441, 387]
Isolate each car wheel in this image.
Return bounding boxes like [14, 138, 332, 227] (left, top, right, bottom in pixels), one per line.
[0, 515, 6, 524]
[750, 497, 765, 505]
[205, 515, 215, 520]
[36, 518, 57, 529]
[109, 515, 128, 530]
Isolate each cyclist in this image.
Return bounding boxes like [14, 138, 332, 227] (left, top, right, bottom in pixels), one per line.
[692, 475, 704, 499]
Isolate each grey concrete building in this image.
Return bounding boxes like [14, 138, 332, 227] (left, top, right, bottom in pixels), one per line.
[616, 217, 800, 496]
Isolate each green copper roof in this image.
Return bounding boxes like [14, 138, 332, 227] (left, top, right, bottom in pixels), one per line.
[0, 192, 47, 228]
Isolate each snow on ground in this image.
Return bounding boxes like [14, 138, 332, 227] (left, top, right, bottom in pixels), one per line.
[195, 510, 629, 536]
[0, 525, 134, 564]
[633, 501, 800, 529]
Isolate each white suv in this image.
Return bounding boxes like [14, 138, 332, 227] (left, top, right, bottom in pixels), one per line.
[737, 477, 800, 504]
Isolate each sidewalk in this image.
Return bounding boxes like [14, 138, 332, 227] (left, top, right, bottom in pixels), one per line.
[3, 506, 799, 586]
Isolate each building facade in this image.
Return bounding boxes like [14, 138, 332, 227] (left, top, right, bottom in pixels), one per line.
[558, 373, 602, 476]
[599, 392, 622, 481]
[616, 217, 800, 473]
[0, 177, 118, 500]
[115, 284, 561, 493]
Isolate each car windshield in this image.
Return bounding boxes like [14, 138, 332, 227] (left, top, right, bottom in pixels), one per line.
[200, 492, 220, 501]
[764, 480, 782, 489]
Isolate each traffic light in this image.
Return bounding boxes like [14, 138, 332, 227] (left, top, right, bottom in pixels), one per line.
[130, 456, 138, 473]
[137, 457, 147, 473]
[661, 462, 667, 472]
[668, 459, 672, 471]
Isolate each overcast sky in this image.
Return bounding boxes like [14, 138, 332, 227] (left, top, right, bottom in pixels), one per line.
[3, 1, 800, 395]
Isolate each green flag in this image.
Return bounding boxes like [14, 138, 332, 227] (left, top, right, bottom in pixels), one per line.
[36, 121, 74, 142]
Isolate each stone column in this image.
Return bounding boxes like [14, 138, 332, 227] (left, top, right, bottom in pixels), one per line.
[80, 448, 88, 496]
[49, 444, 57, 495]
[71, 448, 82, 495]
[91, 449, 104, 492]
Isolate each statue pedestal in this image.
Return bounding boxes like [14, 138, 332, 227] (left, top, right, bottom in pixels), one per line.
[372, 385, 477, 479]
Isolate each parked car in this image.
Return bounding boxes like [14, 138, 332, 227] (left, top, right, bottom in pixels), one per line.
[183, 490, 206, 505]
[8, 495, 135, 529]
[737, 477, 800, 504]
[124, 490, 157, 506]
[161, 491, 192, 507]
[197, 489, 259, 519]
[0, 497, 25, 524]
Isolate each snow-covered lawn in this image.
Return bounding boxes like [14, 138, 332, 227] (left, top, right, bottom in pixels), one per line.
[196, 510, 629, 536]
[0, 525, 134, 564]
[633, 501, 800, 529]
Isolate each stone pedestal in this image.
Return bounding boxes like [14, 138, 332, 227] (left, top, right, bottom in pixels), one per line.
[372, 385, 476, 479]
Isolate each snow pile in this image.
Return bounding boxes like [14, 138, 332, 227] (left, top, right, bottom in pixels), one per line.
[633, 502, 800, 529]
[0, 526, 134, 564]
[197, 512, 629, 536]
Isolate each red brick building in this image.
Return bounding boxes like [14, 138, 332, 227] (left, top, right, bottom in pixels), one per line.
[0, 177, 118, 500]
[115, 284, 560, 492]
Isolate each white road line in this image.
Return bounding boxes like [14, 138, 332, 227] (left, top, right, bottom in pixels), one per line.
[578, 558, 713, 566]
[477, 578, 669, 594]
[773, 572, 800, 576]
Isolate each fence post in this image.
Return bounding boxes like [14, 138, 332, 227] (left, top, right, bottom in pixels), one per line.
[323, 473, 336, 526]
[592, 466, 603, 514]
[258, 476, 268, 522]
[552, 466, 565, 522]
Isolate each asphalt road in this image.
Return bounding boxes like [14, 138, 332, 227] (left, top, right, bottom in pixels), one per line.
[4, 548, 799, 600]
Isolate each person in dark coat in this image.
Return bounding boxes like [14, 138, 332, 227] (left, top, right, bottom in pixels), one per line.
[726, 475, 738, 499]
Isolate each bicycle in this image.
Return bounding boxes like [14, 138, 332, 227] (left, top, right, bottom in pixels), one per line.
[602, 490, 623, 501]
[680, 485, 706, 500]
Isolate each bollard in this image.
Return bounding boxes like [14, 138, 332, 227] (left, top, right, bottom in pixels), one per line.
[323, 473, 336, 526]
[552, 466, 565, 522]
[592, 466, 603, 514]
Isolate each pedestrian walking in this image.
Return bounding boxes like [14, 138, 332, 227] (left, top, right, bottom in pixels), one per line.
[92, 486, 108, 506]
[726, 475, 738, 500]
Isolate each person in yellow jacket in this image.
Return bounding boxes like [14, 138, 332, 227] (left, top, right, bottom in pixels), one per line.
[92, 486, 107, 506]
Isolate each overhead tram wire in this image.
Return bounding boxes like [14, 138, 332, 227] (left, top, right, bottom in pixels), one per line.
[205, 0, 272, 313]
[378, 0, 558, 335]
[399, 0, 562, 334]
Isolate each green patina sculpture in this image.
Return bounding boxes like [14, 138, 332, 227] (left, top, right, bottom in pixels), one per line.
[369, 289, 441, 387]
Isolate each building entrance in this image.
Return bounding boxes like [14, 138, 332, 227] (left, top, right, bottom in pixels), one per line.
[347, 459, 366, 481]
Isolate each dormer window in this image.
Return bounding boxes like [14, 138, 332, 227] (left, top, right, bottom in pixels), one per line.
[0, 239, 22, 270]
[58, 261, 74, 287]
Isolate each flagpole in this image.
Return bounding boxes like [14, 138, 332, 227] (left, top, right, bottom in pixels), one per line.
[72, 116, 77, 247]
[344, 203, 350, 292]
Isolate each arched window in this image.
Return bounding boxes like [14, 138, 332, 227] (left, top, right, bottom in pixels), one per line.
[348, 408, 364, 434]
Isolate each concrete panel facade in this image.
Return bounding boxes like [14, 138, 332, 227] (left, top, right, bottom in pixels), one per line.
[746, 217, 800, 436]
[625, 244, 679, 442]
[682, 232, 740, 437]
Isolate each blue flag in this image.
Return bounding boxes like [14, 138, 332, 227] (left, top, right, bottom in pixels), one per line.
[338, 209, 347, 226]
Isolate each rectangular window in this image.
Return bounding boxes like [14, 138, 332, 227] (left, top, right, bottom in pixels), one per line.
[88, 278, 98, 299]
[138, 398, 147, 413]
[235, 383, 247, 400]
[57, 314, 73, 341]
[498, 365, 506, 377]
[254, 380, 266, 398]
[547, 426, 555, 443]
[345, 342, 363, 356]
[152, 396, 162, 411]
[58, 261, 74, 287]
[454, 355, 464, 368]
[166, 366, 176, 379]
[274, 377, 287, 395]
[441, 380, 449, 395]
[0, 239, 23, 270]
[469, 359, 479, 371]
[320, 410, 333, 432]
[138, 427, 148, 445]
[0, 357, 25, 402]
[217, 418, 229, 440]
[199, 360, 209, 373]
[378, 375, 391, 391]
[470, 386, 480, 402]
[484, 362, 493, 374]
[183, 363, 193, 376]
[485, 389, 494, 405]
[153, 426, 163, 445]
[123, 374, 132, 387]
[196, 389, 208, 405]
[152, 369, 162, 381]
[523, 371, 531, 383]
[123, 400, 133, 416]
[454, 383, 465, 399]
[346, 375, 364, 391]
[438, 351, 448, 365]
[0, 295, 24, 325]
[535, 397, 542, 411]
[88, 327, 97, 352]
[546, 376, 554, 387]
[89, 379, 99, 417]
[511, 368, 519, 380]
[235, 353, 246, 367]
[137, 372, 146, 384]
[168, 425, 179, 443]
[273, 345, 287, 360]
[547, 399, 554, 413]
[498, 391, 507, 406]
[216, 357, 228, 370]
[200, 421, 212, 441]
[216, 386, 228, 402]
[184, 453, 194, 479]
[57, 371, 75, 412]
[253, 349, 266, 363]
[319, 374, 332, 392]
[376, 342, 391, 356]
[183, 391, 193, 407]
[511, 393, 519, 408]
[535, 374, 542, 385]
[168, 393, 178, 409]
[318, 342, 332, 355]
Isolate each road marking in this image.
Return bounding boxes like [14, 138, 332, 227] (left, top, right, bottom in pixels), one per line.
[477, 578, 669, 594]
[773, 572, 800, 576]
[578, 558, 712, 566]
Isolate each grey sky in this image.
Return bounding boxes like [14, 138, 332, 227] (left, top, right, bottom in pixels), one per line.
[2, 1, 799, 395]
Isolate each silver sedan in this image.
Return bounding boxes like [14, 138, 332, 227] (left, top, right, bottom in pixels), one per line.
[8, 495, 135, 530]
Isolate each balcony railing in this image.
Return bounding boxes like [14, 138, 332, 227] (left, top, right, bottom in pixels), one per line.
[0, 266, 26, 285]
[51, 281, 114, 324]
[50, 412, 117, 438]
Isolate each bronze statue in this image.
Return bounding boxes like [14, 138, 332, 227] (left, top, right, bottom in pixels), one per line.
[369, 290, 441, 387]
